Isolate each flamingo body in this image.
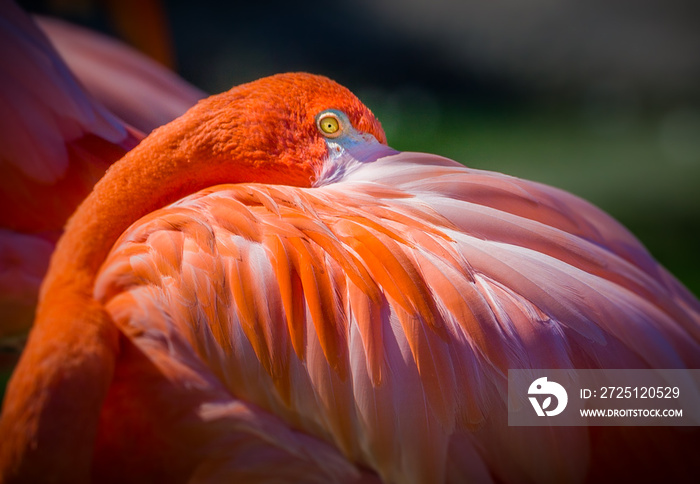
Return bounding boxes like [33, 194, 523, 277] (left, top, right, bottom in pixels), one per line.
[92, 152, 700, 483]
[0, 45, 698, 482]
[0, 1, 203, 337]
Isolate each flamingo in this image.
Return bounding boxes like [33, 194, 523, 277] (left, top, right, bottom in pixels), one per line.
[1, 70, 698, 483]
[1, 11, 699, 484]
[0, 0, 203, 340]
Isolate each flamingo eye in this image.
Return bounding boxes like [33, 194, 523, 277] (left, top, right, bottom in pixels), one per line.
[317, 112, 341, 137]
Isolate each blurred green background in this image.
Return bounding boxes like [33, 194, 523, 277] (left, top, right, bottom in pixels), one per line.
[16, 0, 700, 294]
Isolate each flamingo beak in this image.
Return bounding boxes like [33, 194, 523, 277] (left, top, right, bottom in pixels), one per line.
[315, 127, 398, 186]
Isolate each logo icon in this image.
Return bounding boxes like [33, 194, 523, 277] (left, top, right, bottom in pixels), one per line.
[528, 377, 568, 416]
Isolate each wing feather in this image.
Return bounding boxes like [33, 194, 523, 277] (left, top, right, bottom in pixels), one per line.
[94, 151, 700, 481]
[36, 16, 206, 135]
[0, 2, 130, 184]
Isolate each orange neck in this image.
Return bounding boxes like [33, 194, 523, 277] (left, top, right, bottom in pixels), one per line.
[41, 95, 317, 301]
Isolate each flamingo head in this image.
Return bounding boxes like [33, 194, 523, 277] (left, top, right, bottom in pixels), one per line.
[163, 72, 390, 188]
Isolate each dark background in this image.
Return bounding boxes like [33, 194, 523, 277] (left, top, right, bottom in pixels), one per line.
[19, 0, 700, 297]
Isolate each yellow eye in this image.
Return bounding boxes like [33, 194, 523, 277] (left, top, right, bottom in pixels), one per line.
[317, 114, 341, 137]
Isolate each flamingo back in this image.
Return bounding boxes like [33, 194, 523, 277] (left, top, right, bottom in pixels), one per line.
[94, 152, 700, 483]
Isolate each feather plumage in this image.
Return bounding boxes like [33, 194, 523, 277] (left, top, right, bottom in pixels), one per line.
[91, 153, 700, 482]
